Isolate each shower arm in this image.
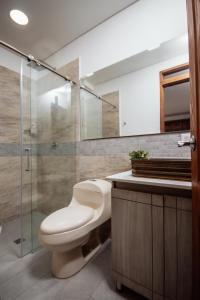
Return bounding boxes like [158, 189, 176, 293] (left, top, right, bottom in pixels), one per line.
[0, 40, 117, 110]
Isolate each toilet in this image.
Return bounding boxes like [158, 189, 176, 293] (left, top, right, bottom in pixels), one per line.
[39, 179, 112, 278]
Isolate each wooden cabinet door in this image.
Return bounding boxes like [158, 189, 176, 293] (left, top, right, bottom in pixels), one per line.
[112, 197, 129, 276]
[164, 197, 192, 300]
[112, 192, 192, 300]
[128, 200, 152, 290]
[164, 206, 177, 300]
[177, 207, 192, 300]
[152, 204, 164, 298]
[112, 197, 152, 289]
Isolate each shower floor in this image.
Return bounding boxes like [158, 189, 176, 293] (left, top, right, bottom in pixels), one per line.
[0, 211, 46, 258]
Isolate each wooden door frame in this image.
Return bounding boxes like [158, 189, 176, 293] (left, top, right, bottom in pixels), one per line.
[160, 63, 190, 132]
[186, 0, 200, 299]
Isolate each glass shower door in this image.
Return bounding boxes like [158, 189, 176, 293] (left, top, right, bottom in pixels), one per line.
[20, 58, 32, 256]
[21, 61, 76, 253]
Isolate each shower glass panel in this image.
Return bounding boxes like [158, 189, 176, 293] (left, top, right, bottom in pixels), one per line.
[20, 58, 32, 256]
[0, 46, 22, 258]
[80, 89, 102, 139]
[0, 44, 76, 257]
[20, 61, 76, 253]
[80, 88, 119, 140]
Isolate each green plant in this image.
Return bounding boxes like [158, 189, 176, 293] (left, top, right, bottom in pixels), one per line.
[129, 150, 148, 160]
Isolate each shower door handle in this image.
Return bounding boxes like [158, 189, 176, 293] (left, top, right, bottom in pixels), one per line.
[25, 148, 31, 171]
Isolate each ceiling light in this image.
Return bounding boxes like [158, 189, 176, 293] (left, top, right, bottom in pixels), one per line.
[10, 10, 28, 25]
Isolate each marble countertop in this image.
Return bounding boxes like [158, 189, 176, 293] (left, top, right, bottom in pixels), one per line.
[106, 170, 192, 190]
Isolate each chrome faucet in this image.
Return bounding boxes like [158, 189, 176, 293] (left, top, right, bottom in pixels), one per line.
[177, 135, 196, 151]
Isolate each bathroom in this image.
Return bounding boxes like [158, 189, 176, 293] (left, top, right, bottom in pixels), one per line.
[0, 0, 199, 299]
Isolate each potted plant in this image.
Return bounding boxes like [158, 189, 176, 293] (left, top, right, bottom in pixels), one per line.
[129, 150, 149, 175]
[129, 150, 149, 160]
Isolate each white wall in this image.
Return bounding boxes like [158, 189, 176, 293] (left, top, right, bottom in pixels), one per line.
[46, 0, 188, 78]
[95, 54, 189, 136]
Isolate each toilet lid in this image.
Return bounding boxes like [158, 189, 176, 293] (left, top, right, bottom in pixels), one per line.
[40, 205, 94, 234]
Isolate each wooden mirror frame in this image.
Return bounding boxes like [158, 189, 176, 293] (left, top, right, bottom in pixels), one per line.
[160, 63, 190, 132]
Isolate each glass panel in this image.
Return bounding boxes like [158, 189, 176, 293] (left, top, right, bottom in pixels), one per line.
[101, 91, 119, 138]
[80, 89, 119, 139]
[80, 89, 102, 140]
[20, 58, 32, 256]
[0, 46, 22, 258]
[30, 63, 75, 251]
[0, 50, 76, 256]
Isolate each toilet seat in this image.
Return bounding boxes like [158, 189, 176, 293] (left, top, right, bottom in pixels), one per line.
[40, 205, 94, 235]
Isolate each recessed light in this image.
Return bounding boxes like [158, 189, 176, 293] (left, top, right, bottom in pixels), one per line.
[10, 10, 28, 25]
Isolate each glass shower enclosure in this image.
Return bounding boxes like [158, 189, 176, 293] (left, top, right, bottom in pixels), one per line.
[0, 44, 76, 257]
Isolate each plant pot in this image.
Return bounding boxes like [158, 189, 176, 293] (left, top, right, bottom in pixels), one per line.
[131, 158, 191, 181]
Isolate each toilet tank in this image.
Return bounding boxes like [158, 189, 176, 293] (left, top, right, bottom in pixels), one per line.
[72, 179, 112, 216]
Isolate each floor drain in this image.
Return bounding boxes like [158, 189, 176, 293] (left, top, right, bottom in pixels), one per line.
[14, 238, 26, 245]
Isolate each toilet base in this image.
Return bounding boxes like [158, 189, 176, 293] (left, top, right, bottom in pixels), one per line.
[52, 244, 101, 278]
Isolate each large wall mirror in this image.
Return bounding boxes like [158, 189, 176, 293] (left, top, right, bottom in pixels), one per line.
[80, 4, 189, 140]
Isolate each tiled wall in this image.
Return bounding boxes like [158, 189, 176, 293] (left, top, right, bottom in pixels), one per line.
[0, 64, 37, 222]
[36, 59, 79, 215]
[0, 65, 21, 222]
[76, 133, 191, 181]
[0, 59, 79, 222]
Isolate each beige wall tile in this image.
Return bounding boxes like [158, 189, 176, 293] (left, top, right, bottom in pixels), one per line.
[0, 66, 20, 143]
[78, 155, 130, 181]
[0, 157, 21, 221]
[37, 156, 76, 214]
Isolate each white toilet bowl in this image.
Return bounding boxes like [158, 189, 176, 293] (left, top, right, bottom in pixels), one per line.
[39, 179, 111, 278]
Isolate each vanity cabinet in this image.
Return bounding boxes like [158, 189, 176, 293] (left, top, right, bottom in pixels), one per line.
[111, 187, 192, 300]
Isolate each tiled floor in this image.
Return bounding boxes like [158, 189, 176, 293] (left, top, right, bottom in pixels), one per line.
[0, 211, 46, 258]
[0, 217, 21, 258]
[0, 237, 146, 300]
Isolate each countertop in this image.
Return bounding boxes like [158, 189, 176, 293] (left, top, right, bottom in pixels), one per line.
[106, 170, 192, 190]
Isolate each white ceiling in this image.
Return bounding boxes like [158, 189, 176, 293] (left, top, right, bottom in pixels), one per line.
[0, 0, 137, 60]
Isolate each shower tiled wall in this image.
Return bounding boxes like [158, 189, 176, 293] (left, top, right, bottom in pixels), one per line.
[0, 59, 79, 221]
[0, 65, 21, 222]
[36, 59, 79, 215]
